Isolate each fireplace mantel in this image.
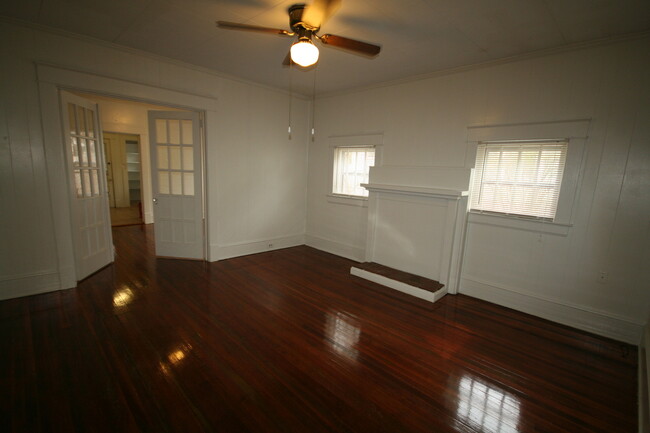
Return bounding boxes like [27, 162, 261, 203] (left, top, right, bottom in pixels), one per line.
[360, 167, 470, 298]
[362, 183, 468, 200]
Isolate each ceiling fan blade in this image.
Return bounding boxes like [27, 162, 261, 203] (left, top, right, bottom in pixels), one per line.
[319, 34, 381, 57]
[302, 0, 341, 29]
[216, 21, 293, 36]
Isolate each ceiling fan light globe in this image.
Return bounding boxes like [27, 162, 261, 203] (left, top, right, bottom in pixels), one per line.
[290, 39, 319, 67]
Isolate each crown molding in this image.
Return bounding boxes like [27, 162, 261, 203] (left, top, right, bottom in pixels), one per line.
[316, 30, 650, 99]
[0, 16, 313, 100]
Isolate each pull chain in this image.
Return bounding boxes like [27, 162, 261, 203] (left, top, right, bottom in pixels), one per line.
[311, 65, 317, 142]
[288, 60, 293, 140]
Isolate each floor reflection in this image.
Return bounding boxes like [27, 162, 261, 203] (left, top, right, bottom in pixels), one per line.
[455, 375, 521, 433]
[325, 311, 361, 361]
[113, 285, 134, 309]
[160, 343, 193, 375]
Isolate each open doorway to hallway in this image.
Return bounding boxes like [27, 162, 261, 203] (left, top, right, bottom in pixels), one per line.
[104, 132, 143, 226]
[73, 92, 187, 229]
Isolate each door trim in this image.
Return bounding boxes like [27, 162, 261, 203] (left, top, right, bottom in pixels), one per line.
[38, 64, 216, 289]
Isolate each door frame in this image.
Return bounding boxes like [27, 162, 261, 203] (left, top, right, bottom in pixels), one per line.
[38, 64, 217, 289]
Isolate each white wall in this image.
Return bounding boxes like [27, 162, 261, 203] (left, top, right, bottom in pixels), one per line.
[306, 36, 650, 343]
[0, 21, 309, 299]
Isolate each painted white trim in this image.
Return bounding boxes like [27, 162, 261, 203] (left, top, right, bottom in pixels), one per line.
[467, 212, 573, 236]
[350, 267, 447, 303]
[641, 323, 650, 433]
[460, 276, 643, 344]
[212, 234, 305, 261]
[0, 271, 61, 300]
[37, 64, 219, 111]
[38, 64, 215, 287]
[640, 344, 649, 433]
[317, 32, 650, 99]
[328, 134, 384, 147]
[362, 183, 468, 199]
[0, 17, 313, 99]
[326, 194, 369, 207]
[305, 234, 365, 262]
[467, 119, 591, 142]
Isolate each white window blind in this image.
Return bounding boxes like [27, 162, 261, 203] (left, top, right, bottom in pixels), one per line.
[470, 141, 567, 220]
[332, 146, 375, 197]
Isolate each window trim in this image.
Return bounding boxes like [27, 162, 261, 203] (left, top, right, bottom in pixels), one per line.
[332, 145, 376, 198]
[466, 119, 590, 229]
[469, 139, 568, 221]
[327, 134, 383, 205]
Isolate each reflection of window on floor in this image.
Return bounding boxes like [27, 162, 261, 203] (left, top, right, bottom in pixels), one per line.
[325, 311, 361, 360]
[455, 375, 520, 433]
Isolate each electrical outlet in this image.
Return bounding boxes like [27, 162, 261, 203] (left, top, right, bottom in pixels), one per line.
[598, 271, 608, 283]
[268, 243, 273, 249]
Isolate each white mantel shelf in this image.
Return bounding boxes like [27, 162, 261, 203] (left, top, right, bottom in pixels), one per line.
[361, 183, 468, 199]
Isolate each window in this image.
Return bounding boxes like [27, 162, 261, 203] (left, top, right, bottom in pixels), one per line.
[332, 146, 375, 197]
[470, 141, 567, 220]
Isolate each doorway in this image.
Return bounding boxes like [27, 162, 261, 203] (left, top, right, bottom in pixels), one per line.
[71, 92, 206, 261]
[104, 132, 143, 226]
[39, 64, 215, 289]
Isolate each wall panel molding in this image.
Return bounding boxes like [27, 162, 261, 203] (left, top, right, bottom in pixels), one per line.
[460, 276, 643, 344]
[305, 234, 365, 262]
[212, 234, 306, 261]
[0, 271, 60, 301]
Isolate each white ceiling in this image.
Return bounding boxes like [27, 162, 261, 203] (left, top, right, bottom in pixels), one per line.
[3, 0, 650, 95]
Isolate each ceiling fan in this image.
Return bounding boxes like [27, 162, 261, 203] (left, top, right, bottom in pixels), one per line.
[216, 0, 381, 68]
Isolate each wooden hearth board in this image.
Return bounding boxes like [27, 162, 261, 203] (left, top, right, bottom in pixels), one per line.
[350, 262, 447, 303]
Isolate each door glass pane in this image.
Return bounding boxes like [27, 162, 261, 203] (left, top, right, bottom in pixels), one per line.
[182, 147, 193, 170]
[71, 137, 79, 165]
[159, 171, 170, 194]
[88, 139, 97, 166]
[82, 170, 91, 197]
[86, 109, 95, 138]
[169, 120, 180, 144]
[91, 169, 99, 196]
[181, 120, 193, 144]
[68, 103, 77, 135]
[156, 119, 167, 143]
[169, 146, 181, 170]
[157, 145, 169, 169]
[171, 172, 182, 195]
[183, 173, 194, 196]
[80, 139, 88, 166]
[77, 106, 86, 136]
[74, 170, 82, 197]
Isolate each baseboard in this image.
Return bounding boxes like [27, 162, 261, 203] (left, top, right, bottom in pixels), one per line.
[0, 270, 61, 300]
[351, 267, 447, 303]
[211, 234, 305, 261]
[641, 325, 650, 433]
[305, 234, 365, 262]
[460, 276, 643, 344]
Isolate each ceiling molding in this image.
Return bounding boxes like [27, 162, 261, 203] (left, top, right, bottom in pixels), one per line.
[316, 29, 650, 100]
[0, 15, 314, 100]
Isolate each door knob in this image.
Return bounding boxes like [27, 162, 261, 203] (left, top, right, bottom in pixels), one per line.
[153, 198, 158, 204]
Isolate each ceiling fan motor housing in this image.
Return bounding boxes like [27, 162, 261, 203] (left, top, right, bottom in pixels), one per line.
[289, 4, 318, 33]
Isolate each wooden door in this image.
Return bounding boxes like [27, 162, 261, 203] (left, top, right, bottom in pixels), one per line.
[61, 91, 114, 280]
[148, 111, 204, 259]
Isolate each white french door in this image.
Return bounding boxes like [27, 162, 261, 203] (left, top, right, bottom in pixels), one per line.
[148, 111, 204, 259]
[61, 91, 114, 280]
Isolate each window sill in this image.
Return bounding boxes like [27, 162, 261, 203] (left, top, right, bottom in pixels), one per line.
[467, 211, 572, 236]
[327, 194, 368, 207]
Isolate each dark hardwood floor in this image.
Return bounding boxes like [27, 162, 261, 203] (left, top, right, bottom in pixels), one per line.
[1, 225, 638, 432]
